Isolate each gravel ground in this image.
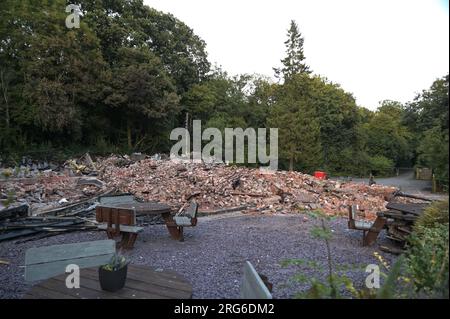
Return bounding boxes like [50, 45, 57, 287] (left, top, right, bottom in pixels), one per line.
[0, 213, 397, 299]
[341, 170, 447, 201]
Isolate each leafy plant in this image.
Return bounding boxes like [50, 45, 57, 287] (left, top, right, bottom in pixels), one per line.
[406, 223, 449, 297]
[0, 187, 16, 209]
[283, 210, 417, 299]
[101, 253, 128, 272]
[1, 169, 13, 179]
[281, 210, 370, 299]
[415, 200, 449, 230]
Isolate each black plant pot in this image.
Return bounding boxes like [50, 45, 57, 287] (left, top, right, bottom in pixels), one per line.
[98, 264, 128, 292]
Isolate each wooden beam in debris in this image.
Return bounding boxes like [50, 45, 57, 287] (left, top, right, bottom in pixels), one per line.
[0, 204, 29, 221]
[33, 188, 114, 217]
[385, 202, 429, 216]
[393, 191, 434, 202]
[0, 220, 86, 242]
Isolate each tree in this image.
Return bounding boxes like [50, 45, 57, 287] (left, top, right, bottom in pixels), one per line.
[104, 47, 180, 149]
[404, 75, 449, 180]
[78, 0, 210, 94]
[274, 20, 311, 81]
[417, 127, 449, 180]
[0, 0, 107, 152]
[306, 76, 360, 174]
[359, 101, 413, 168]
[268, 74, 322, 172]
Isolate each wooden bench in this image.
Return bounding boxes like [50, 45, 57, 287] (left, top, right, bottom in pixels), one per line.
[348, 205, 386, 246]
[96, 206, 144, 249]
[165, 201, 198, 241]
[240, 261, 273, 299]
[174, 201, 198, 227]
[25, 240, 115, 282]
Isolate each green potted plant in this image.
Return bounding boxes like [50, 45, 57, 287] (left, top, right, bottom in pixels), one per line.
[99, 253, 129, 292]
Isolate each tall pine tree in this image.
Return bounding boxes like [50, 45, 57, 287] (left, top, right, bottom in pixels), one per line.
[270, 21, 320, 172]
[274, 20, 311, 81]
[268, 74, 323, 172]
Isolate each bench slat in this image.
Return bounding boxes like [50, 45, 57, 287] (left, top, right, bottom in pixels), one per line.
[26, 254, 114, 282]
[97, 224, 143, 233]
[98, 194, 136, 206]
[25, 240, 115, 265]
[240, 261, 272, 299]
[25, 240, 115, 282]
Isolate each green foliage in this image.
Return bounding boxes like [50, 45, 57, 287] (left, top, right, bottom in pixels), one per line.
[359, 100, 414, 169]
[417, 127, 449, 181]
[101, 254, 128, 272]
[268, 74, 323, 172]
[0, 190, 16, 208]
[415, 200, 449, 230]
[285, 209, 445, 299]
[0, 0, 208, 156]
[0, 0, 447, 183]
[375, 256, 407, 299]
[369, 155, 395, 176]
[406, 223, 449, 297]
[274, 20, 311, 80]
[405, 75, 449, 182]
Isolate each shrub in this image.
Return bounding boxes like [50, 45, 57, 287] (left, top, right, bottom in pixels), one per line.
[406, 223, 449, 298]
[369, 155, 395, 176]
[415, 200, 449, 230]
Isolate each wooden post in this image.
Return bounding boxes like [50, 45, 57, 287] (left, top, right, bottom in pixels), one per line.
[363, 216, 387, 246]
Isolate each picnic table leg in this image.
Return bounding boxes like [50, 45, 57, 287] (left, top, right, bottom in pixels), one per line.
[166, 224, 184, 241]
[120, 233, 130, 248]
[121, 233, 138, 249]
[363, 216, 387, 246]
[127, 233, 138, 248]
[162, 213, 184, 241]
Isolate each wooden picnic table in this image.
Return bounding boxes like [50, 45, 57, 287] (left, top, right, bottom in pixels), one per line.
[112, 202, 172, 215]
[100, 202, 185, 241]
[24, 265, 193, 299]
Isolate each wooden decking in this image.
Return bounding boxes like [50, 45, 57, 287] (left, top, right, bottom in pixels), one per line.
[24, 265, 193, 299]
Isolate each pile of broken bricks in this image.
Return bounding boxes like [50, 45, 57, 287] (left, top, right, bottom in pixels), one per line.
[100, 157, 399, 220]
[2, 153, 424, 243]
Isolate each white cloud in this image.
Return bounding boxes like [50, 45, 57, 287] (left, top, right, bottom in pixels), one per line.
[144, 0, 449, 109]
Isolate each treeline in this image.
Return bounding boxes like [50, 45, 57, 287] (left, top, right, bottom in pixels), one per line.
[0, 1, 448, 180]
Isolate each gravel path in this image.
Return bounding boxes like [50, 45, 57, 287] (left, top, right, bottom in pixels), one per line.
[0, 214, 397, 299]
[340, 170, 446, 201]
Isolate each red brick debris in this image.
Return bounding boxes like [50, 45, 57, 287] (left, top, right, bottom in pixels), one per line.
[99, 157, 398, 220]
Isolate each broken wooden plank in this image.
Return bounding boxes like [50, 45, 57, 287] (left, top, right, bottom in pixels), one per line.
[0, 220, 86, 242]
[380, 245, 405, 255]
[385, 202, 429, 216]
[33, 188, 114, 217]
[392, 191, 434, 202]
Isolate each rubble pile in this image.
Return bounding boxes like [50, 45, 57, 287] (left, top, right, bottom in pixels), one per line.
[0, 174, 108, 214]
[100, 157, 397, 220]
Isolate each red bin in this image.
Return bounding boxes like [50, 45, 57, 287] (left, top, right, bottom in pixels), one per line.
[314, 171, 327, 180]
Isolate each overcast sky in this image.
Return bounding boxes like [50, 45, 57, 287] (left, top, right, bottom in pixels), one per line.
[144, 0, 449, 110]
